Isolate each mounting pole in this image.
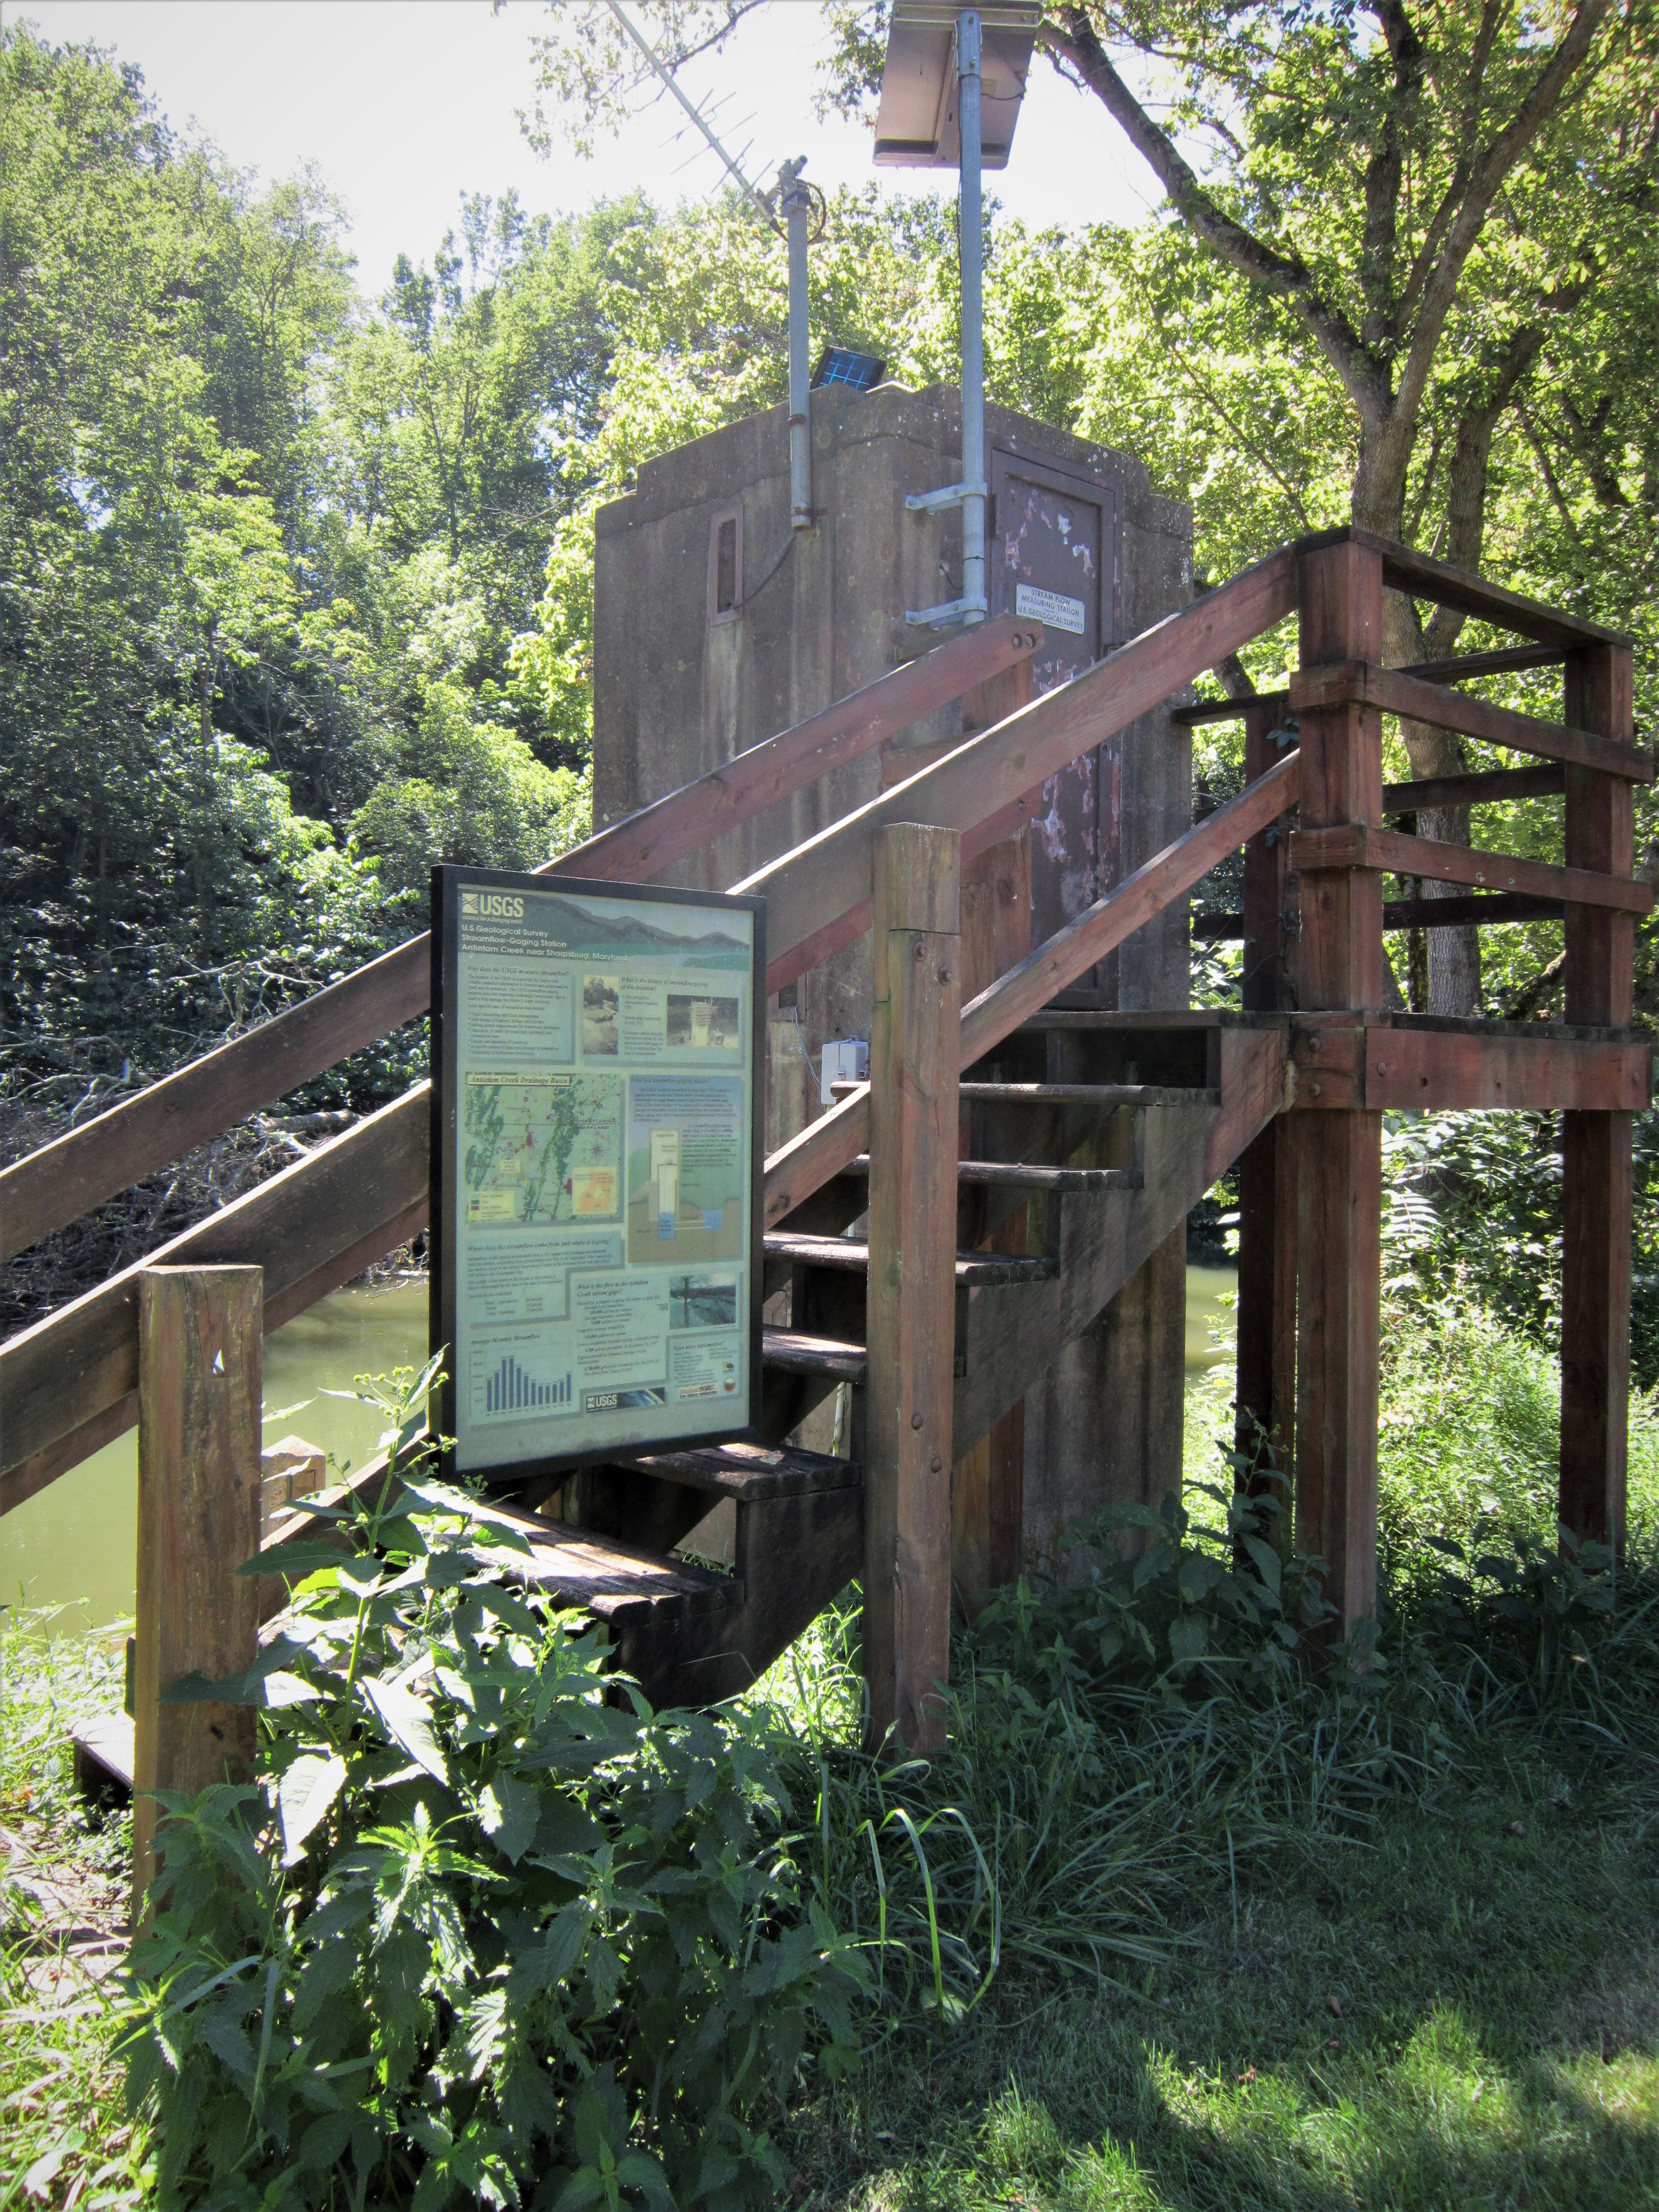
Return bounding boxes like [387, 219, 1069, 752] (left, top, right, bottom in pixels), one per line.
[903, 9, 989, 628]
[779, 158, 813, 530]
[958, 10, 986, 623]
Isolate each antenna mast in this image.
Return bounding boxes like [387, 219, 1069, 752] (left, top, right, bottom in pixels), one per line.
[602, 1, 816, 529]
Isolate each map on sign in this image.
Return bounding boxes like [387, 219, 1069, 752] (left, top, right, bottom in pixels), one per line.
[434, 868, 763, 1478]
[463, 1073, 623, 1227]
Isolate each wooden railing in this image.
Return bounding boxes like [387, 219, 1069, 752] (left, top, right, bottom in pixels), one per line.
[2, 528, 1648, 1551]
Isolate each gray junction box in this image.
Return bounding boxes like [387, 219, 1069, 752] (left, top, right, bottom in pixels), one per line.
[592, 378, 1197, 1578]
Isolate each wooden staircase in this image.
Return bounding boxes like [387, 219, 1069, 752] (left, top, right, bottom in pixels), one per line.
[482, 1006, 1287, 1710]
[3, 528, 1649, 1781]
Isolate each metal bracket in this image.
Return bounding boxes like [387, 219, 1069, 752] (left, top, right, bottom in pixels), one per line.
[903, 593, 990, 630]
[905, 479, 988, 515]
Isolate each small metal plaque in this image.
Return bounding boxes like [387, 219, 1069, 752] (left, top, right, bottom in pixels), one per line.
[1015, 582, 1087, 636]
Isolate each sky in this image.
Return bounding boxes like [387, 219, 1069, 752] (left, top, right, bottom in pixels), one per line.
[10, 1, 1160, 300]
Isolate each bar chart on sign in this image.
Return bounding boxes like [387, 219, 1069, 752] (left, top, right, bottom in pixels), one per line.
[471, 1330, 575, 1421]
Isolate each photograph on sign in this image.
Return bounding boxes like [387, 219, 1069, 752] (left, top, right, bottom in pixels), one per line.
[431, 867, 765, 1479]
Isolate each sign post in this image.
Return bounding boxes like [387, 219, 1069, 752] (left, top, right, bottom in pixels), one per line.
[431, 868, 765, 1482]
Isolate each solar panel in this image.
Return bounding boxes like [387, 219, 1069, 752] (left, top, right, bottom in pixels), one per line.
[812, 348, 886, 393]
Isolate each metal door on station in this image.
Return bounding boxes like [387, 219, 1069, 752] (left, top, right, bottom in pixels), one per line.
[990, 450, 1123, 1002]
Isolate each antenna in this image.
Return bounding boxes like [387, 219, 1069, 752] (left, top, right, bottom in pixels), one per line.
[602, 1, 820, 530]
[602, 0, 779, 232]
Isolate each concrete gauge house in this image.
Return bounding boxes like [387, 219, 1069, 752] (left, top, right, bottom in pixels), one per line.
[591, 375, 1198, 1580]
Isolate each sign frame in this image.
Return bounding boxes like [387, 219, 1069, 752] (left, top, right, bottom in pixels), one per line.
[430, 864, 767, 1488]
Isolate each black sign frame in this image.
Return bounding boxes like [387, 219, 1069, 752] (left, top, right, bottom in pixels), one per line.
[430, 864, 767, 1489]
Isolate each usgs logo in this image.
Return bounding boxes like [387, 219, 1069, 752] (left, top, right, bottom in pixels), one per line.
[460, 890, 524, 919]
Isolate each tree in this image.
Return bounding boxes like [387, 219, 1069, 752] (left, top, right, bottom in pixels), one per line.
[534, 0, 1651, 1011]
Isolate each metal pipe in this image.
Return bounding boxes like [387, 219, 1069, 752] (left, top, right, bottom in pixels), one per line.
[958, 9, 986, 623]
[780, 159, 813, 530]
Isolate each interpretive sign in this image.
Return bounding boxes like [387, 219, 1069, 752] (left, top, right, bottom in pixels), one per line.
[431, 866, 765, 1479]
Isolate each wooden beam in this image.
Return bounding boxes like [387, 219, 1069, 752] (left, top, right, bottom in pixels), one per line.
[1292, 536, 1384, 1637]
[1289, 660, 1653, 783]
[1561, 640, 1636, 1551]
[1299, 527, 1631, 650]
[1170, 690, 1290, 728]
[864, 824, 961, 1753]
[1289, 1022, 1651, 1113]
[1400, 643, 1565, 684]
[739, 546, 1299, 984]
[0, 620, 1040, 1267]
[1383, 765, 1565, 812]
[1235, 699, 1297, 1536]
[0, 1088, 427, 1496]
[958, 752, 1302, 1067]
[133, 1266, 263, 1915]
[1292, 823, 1653, 914]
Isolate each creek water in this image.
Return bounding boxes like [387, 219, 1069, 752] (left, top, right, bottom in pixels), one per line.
[4, 1268, 1240, 1637]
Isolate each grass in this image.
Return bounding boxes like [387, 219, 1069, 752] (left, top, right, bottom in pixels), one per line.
[0, 1611, 152, 2212]
[9, 1293, 1659, 2210]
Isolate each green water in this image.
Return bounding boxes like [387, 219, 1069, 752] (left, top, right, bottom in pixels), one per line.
[2, 1283, 431, 1637]
[4, 1269, 1239, 1637]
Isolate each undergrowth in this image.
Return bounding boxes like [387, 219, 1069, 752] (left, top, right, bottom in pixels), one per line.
[9, 1298, 1659, 2210]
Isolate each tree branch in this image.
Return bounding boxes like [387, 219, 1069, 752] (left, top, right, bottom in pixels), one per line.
[1041, 9, 1394, 434]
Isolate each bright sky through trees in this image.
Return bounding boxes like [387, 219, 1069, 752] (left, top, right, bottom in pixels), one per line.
[13, 0, 1154, 294]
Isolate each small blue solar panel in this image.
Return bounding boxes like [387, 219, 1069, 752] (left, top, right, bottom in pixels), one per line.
[812, 347, 886, 393]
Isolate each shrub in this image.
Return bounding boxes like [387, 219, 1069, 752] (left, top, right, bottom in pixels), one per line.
[121, 1432, 864, 2212]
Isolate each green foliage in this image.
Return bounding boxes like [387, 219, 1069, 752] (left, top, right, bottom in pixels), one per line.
[1, 1604, 152, 2211]
[1377, 1110, 1659, 1390]
[349, 682, 591, 914]
[121, 1380, 864, 2212]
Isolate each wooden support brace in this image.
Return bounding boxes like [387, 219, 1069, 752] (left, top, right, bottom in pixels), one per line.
[1234, 699, 1297, 1530]
[1560, 641, 1636, 1550]
[1291, 538, 1385, 1637]
[133, 1265, 264, 1917]
[865, 824, 962, 1751]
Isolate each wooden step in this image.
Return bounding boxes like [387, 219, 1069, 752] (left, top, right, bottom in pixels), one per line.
[764, 1232, 1059, 1286]
[72, 1713, 134, 1798]
[844, 1154, 1136, 1193]
[462, 1503, 733, 1618]
[761, 1327, 868, 1384]
[616, 1439, 862, 1501]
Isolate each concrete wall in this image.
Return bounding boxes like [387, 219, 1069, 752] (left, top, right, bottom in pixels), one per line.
[593, 380, 1195, 1578]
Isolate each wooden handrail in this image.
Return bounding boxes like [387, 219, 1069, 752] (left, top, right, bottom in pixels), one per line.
[740, 545, 1300, 987]
[5, 526, 1638, 1509]
[759, 750, 1304, 1228]
[0, 1089, 428, 1515]
[1292, 824, 1655, 913]
[1290, 661, 1653, 782]
[0, 754, 1304, 1503]
[0, 616, 1041, 1265]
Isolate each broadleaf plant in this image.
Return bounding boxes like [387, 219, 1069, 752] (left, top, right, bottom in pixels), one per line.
[121, 1370, 866, 2211]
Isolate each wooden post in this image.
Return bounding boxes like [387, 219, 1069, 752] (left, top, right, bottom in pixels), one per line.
[1234, 697, 1297, 1537]
[1292, 540, 1385, 1634]
[1560, 641, 1635, 1548]
[952, 652, 1034, 1612]
[133, 1265, 264, 1914]
[866, 823, 962, 1750]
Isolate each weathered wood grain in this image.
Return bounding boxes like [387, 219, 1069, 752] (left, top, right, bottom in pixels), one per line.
[1291, 537, 1384, 1636]
[1382, 765, 1565, 812]
[0, 1088, 428, 1493]
[1561, 640, 1637, 1550]
[133, 1267, 263, 1912]
[864, 825, 961, 1752]
[958, 751, 1302, 1068]
[1290, 660, 1652, 783]
[738, 547, 1299, 977]
[1292, 823, 1653, 913]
